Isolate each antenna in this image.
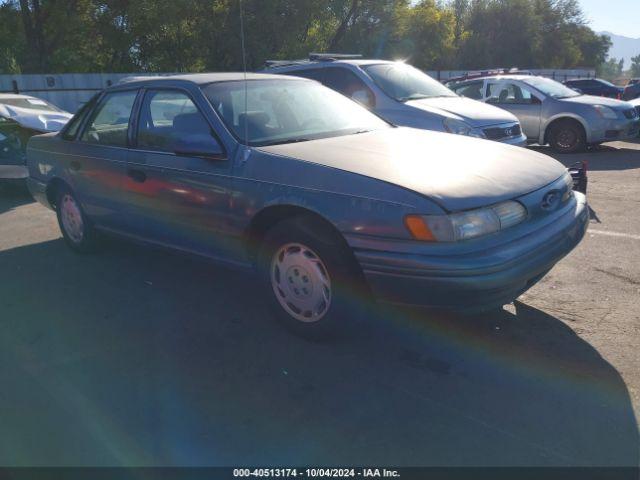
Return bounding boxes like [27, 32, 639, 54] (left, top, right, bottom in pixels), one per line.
[239, 0, 249, 151]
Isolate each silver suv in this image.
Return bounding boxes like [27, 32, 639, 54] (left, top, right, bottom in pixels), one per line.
[449, 74, 640, 153]
[263, 55, 526, 146]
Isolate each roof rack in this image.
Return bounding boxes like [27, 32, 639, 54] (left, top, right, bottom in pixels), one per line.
[308, 53, 363, 61]
[445, 68, 531, 85]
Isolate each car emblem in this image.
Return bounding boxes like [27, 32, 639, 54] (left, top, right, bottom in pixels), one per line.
[504, 128, 512, 136]
[541, 190, 560, 210]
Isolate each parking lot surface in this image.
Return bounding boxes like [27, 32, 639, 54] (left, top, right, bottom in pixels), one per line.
[0, 141, 639, 466]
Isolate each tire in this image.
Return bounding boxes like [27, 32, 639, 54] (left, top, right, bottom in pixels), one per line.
[55, 185, 99, 253]
[548, 120, 586, 154]
[257, 216, 366, 339]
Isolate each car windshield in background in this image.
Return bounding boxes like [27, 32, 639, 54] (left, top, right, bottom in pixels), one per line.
[523, 77, 581, 99]
[0, 97, 62, 112]
[203, 79, 389, 147]
[363, 63, 456, 102]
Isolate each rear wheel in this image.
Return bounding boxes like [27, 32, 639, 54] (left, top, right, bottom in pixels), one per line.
[548, 119, 586, 153]
[258, 216, 366, 339]
[55, 185, 99, 253]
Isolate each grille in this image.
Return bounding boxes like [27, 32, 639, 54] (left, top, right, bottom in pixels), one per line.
[635, 106, 640, 118]
[483, 123, 521, 140]
[623, 108, 638, 119]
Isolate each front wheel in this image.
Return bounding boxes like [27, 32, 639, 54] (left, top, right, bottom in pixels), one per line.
[258, 217, 366, 339]
[548, 120, 586, 153]
[55, 185, 99, 253]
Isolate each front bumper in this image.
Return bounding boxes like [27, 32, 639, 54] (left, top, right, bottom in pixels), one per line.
[0, 165, 28, 179]
[588, 117, 639, 143]
[352, 192, 589, 311]
[499, 132, 528, 147]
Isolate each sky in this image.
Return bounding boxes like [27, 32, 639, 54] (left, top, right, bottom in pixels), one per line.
[576, 0, 638, 38]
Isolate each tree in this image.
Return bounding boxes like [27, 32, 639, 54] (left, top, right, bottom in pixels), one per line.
[630, 54, 640, 78]
[597, 57, 624, 81]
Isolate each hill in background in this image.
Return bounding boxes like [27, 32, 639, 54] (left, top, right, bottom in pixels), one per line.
[599, 31, 640, 69]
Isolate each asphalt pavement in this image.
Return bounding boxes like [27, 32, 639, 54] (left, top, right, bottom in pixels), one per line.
[0, 141, 638, 467]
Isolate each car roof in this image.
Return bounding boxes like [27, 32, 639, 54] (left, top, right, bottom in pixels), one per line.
[116, 72, 303, 88]
[264, 59, 393, 71]
[453, 74, 533, 84]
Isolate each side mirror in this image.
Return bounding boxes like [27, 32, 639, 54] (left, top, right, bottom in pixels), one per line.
[174, 134, 226, 161]
[530, 95, 542, 105]
[572, 88, 583, 94]
[351, 89, 373, 108]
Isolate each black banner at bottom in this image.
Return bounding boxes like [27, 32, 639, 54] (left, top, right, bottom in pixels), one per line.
[0, 468, 637, 480]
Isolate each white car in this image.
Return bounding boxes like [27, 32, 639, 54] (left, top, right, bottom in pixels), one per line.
[0, 94, 72, 181]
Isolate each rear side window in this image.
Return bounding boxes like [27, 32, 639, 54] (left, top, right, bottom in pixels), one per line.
[137, 90, 209, 152]
[80, 90, 137, 147]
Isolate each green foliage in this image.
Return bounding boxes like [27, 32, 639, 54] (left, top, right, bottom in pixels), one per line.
[0, 0, 611, 74]
[597, 57, 624, 81]
[630, 54, 640, 78]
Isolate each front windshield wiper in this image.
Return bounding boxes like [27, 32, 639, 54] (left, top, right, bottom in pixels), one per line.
[398, 93, 454, 102]
[258, 137, 312, 147]
[398, 93, 431, 102]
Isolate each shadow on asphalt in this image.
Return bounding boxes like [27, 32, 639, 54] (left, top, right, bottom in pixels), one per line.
[529, 141, 640, 172]
[0, 236, 638, 467]
[0, 183, 33, 214]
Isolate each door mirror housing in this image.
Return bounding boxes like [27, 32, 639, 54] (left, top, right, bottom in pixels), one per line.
[173, 134, 226, 160]
[530, 95, 542, 105]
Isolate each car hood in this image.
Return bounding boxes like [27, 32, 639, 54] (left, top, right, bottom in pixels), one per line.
[259, 128, 565, 211]
[405, 96, 519, 127]
[0, 105, 72, 132]
[560, 95, 632, 110]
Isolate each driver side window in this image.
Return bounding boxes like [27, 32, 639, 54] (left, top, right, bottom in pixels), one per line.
[487, 83, 536, 105]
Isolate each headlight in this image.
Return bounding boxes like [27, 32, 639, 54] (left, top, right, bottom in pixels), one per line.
[593, 105, 618, 119]
[443, 117, 485, 138]
[404, 200, 527, 242]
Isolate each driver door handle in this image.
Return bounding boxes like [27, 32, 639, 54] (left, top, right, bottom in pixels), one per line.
[127, 168, 147, 183]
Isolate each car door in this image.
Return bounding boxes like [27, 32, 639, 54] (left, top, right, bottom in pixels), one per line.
[72, 89, 139, 230]
[123, 88, 237, 259]
[485, 81, 541, 140]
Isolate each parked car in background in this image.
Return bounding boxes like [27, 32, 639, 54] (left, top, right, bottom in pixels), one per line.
[263, 54, 527, 146]
[564, 78, 623, 99]
[0, 94, 72, 183]
[27, 73, 587, 337]
[628, 97, 640, 130]
[449, 75, 639, 152]
[623, 79, 640, 101]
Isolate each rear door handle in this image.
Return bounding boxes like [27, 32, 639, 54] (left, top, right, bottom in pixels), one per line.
[127, 168, 147, 183]
[70, 160, 81, 171]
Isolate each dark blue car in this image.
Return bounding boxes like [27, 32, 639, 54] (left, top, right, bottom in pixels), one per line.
[564, 78, 623, 99]
[26, 73, 588, 337]
[623, 79, 640, 101]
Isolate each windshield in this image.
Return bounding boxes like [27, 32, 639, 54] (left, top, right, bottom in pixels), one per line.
[203, 79, 389, 146]
[522, 77, 581, 99]
[362, 63, 456, 102]
[0, 97, 62, 112]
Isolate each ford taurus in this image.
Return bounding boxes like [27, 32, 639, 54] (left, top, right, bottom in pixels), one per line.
[26, 73, 589, 337]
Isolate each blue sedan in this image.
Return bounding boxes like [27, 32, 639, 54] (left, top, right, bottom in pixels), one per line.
[26, 73, 588, 337]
